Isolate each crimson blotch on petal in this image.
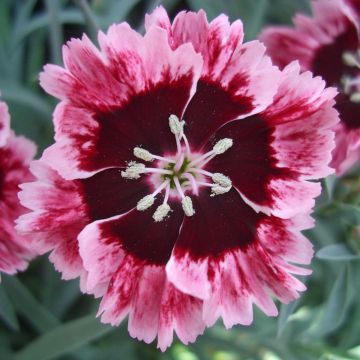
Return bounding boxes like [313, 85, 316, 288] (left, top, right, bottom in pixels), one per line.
[18, 7, 338, 350]
[260, 0, 360, 175]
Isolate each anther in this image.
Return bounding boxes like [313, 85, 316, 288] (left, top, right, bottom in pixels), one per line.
[342, 51, 360, 68]
[211, 185, 232, 196]
[169, 114, 185, 135]
[134, 147, 154, 162]
[213, 138, 233, 155]
[351, 92, 360, 103]
[121, 162, 145, 179]
[182, 196, 195, 217]
[153, 204, 171, 222]
[137, 195, 155, 211]
[212, 173, 232, 188]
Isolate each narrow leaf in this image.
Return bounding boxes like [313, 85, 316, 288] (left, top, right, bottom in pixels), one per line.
[313, 265, 350, 336]
[3, 276, 59, 333]
[0, 284, 19, 331]
[15, 315, 113, 360]
[316, 244, 360, 262]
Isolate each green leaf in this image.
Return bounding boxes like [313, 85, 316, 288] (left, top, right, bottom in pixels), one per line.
[14, 315, 113, 360]
[45, 0, 63, 64]
[277, 298, 300, 337]
[0, 284, 19, 331]
[323, 174, 337, 202]
[2, 276, 59, 333]
[14, 10, 84, 43]
[316, 244, 360, 262]
[312, 265, 351, 336]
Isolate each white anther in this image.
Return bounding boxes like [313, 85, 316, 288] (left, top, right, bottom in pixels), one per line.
[137, 195, 155, 211]
[121, 162, 145, 179]
[153, 203, 171, 222]
[342, 52, 360, 68]
[169, 114, 185, 135]
[182, 196, 195, 217]
[351, 92, 360, 103]
[211, 185, 232, 196]
[213, 138, 233, 155]
[212, 173, 232, 188]
[133, 147, 154, 162]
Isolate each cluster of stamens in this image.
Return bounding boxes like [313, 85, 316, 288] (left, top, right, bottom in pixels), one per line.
[342, 50, 360, 103]
[121, 114, 233, 222]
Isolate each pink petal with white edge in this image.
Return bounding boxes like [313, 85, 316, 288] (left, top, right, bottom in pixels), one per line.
[331, 122, 360, 175]
[42, 25, 202, 179]
[78, 199, 207, 349]
[17, 161, 88, 279]
[208, 62, 338, 219]
[260, 0, 359, 76]
[0, 132, 36, 275]
[170, 10, 279, 114]
[157, 281, 205, 351]
[97, 257, 204, 350]
[145, 7, 281, 149]
[145, 6, 172, 35]
[0, 99, 10, 146]
[265, 63, 338, 179]
[166, 190, 311, 328]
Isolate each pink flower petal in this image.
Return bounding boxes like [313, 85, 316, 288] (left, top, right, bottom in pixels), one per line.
[0, 111, 36, 275]
[207, 62, 338, 218]
[17, 161, 87, 279]
[260, 0, 360, 175]
[41, 26, 202, 179]
[166, 190, 311, 327]
[146, 8, 281, 149]
[78, 203, 204, 350]
[0, 100, 10, 147]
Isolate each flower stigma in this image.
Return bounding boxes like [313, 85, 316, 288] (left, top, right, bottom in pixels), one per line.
[122, 114, 234, 221]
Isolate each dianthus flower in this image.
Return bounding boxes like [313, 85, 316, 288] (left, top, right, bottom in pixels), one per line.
[18, 7, 338, 350]
[261, 0, 360, 175]
[0, 96, 35, 276]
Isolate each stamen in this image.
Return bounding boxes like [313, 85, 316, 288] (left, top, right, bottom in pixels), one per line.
[152, 179, 170, 196]
[183, 173, 199, 195]
[182, 133, 191, 155]
[174, 152, 185, 172]
[136, 180, 169, 212]
[343, 51, 360, 68]
[169, 114, 185, 135]
[153, 203, 171, 222]
[137, 195, 155, 211]
[213, 138, 233, 155]
[188, 138, 233, 168]
[212, 173, 232, 188]
[121, 162, 145, 179]
[211, 185, 232, 196]
[173, 176, 185, 198]
[133, 147, 154, 162]
[163, 183, 170, 204]
[189, 168, 213, 177]
[351, 92, 360, 103]
[144, 167, 173, 175]
[182, 196, 195, 216]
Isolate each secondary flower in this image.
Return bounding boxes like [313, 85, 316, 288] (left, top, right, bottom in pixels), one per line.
[0, 96, 36, 276]
[18, 7, 338, 350]
[260, 0, 360, 175]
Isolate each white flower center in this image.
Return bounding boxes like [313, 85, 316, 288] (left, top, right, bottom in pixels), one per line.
[121, 114, 233, 221]
[342, 50, 360, 103]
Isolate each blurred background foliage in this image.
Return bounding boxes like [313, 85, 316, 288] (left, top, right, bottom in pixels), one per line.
[0, 0, 359, 359]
